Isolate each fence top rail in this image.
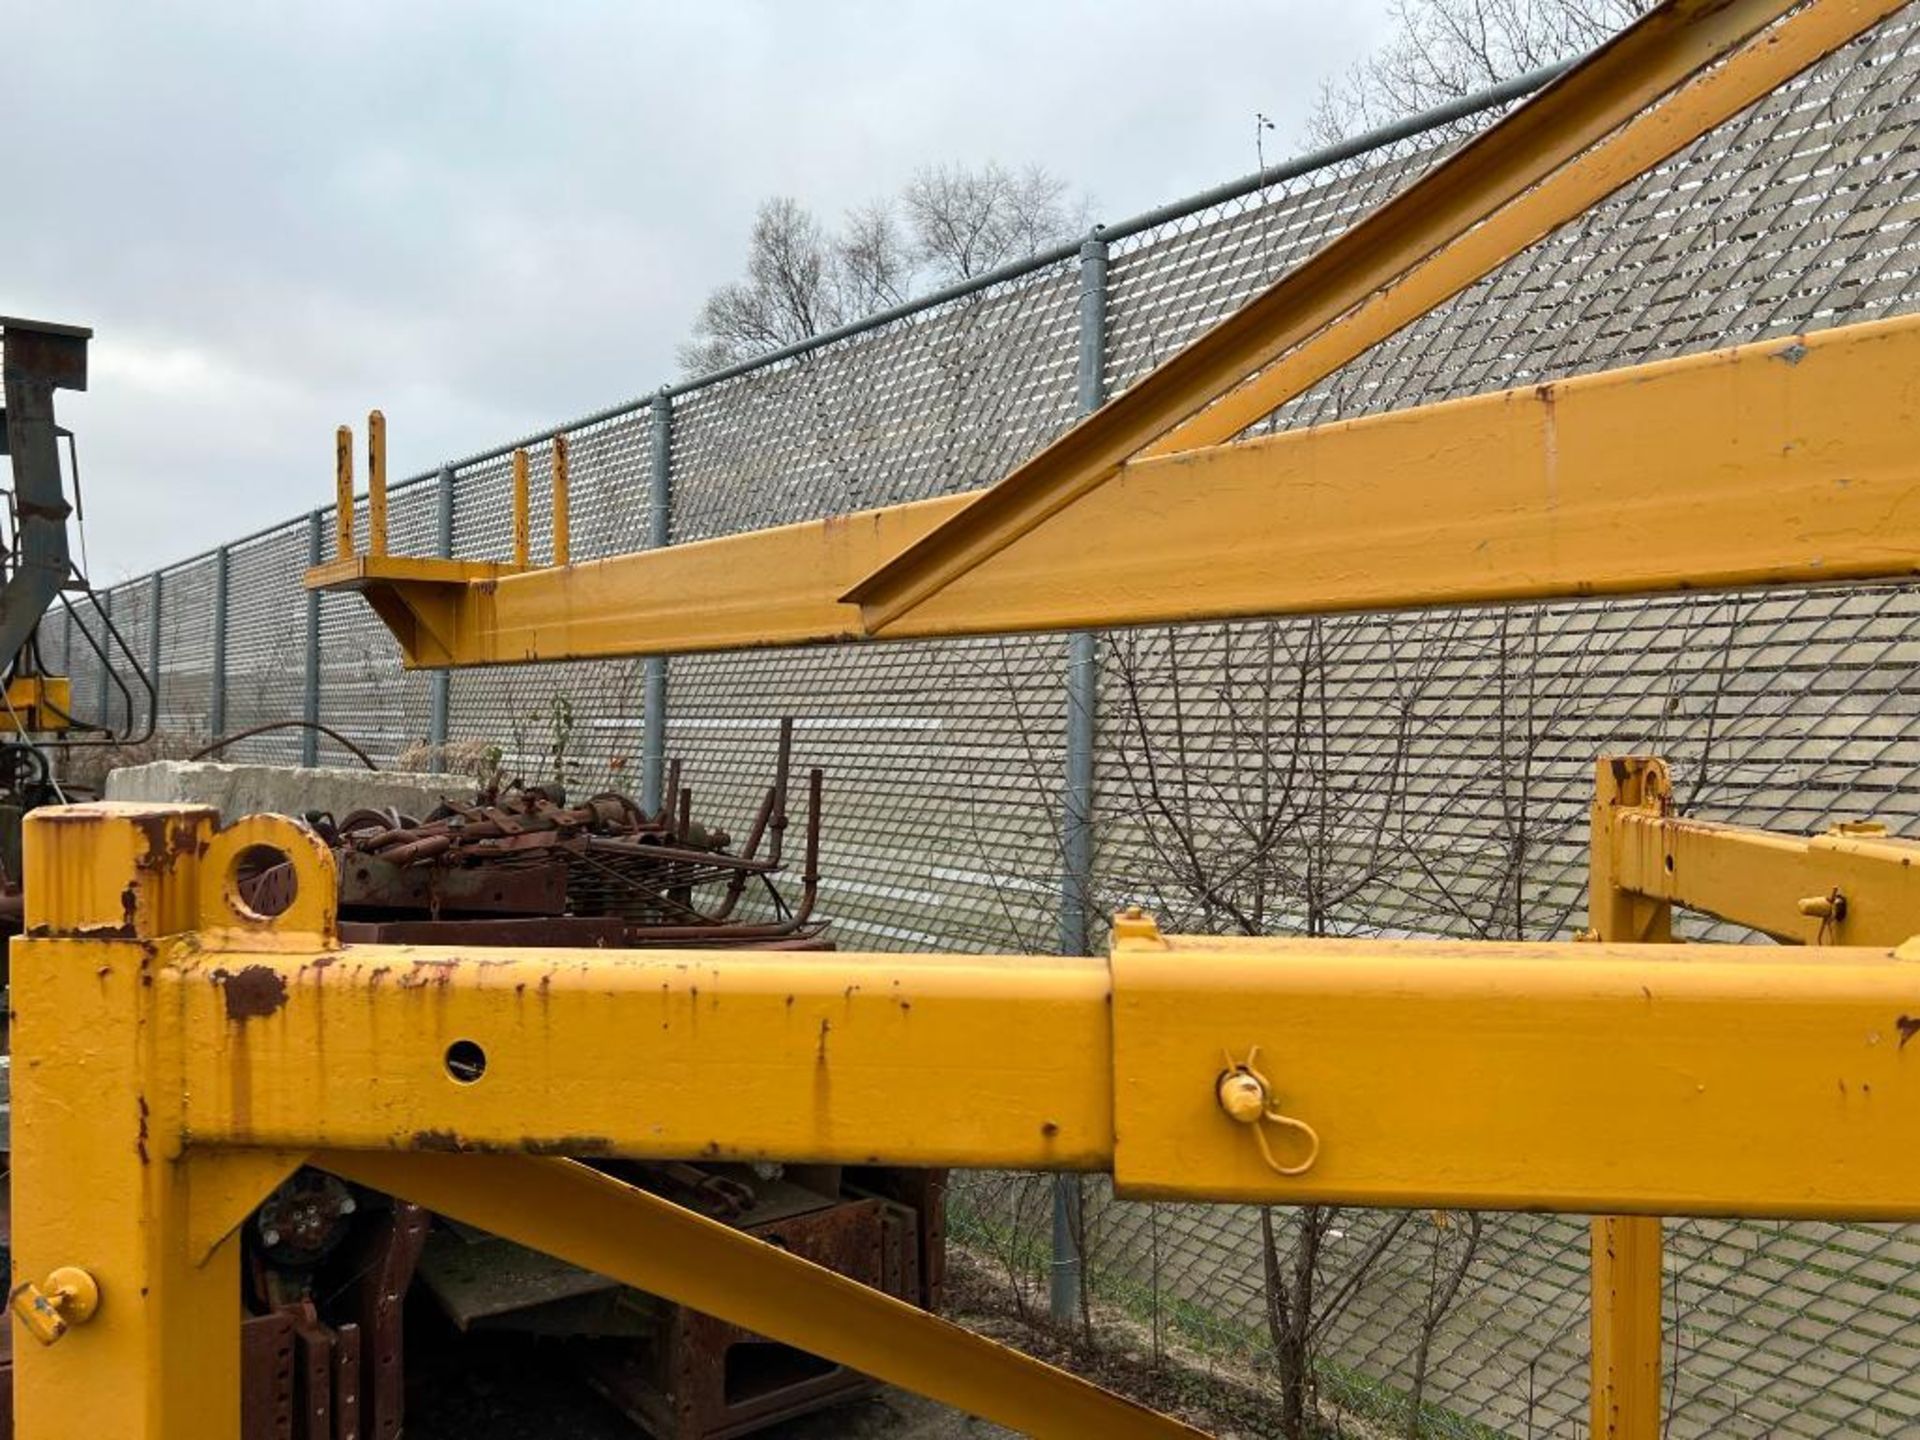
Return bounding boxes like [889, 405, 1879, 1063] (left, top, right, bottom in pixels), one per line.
[101, 58, 1574, 591]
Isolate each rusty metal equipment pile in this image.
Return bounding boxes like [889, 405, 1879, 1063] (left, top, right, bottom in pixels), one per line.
[310, 720, 827, 952]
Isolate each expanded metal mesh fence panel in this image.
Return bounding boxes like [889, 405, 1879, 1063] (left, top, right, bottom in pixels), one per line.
[71, 14, 1920, 1433]
[670, 262, 1081, 542]
[100, 578, 154, 741]
[58, 596, 108, 729]
[1104, 148, 1437, 395]
[44, 583, 141, 738]
[314, 488, 434, 768]
[1265, 12, 1920, 437]
[442, 409, 653, 791]
[154, 556, 217, 744]
[221, 521, 313, 766]
[665, 638, 1065, 954]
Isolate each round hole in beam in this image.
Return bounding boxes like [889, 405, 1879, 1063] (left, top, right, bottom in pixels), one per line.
[231, 844, 297, 919]
[445, 1039, 488, 1084]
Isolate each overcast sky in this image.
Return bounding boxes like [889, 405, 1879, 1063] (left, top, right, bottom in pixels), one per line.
[8, 2, 1390, 580]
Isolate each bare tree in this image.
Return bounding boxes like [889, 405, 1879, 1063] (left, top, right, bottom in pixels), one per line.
[902, 162, 1087, 283]
[679, 163, 1087, 373]
[679, 197, 844, 374]
[1306, 0, 1653, 150]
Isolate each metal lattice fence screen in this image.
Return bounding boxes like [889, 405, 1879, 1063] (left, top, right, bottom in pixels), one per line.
[54, 10, 1920, 1434]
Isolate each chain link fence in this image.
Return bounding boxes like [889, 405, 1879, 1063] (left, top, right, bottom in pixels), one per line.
[43, 10, 1920, 1433]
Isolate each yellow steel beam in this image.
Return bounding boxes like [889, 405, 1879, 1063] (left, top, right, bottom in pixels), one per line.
[322, 1150, 1201, 1440]
[333, 424, 354, 559]
[1104, 927, 1920, 1215]
[21, 802, 1920, 1437]
[511, 446, 531, 568]
[172, 937, 1116, 1167]
[1585, 757, 1672, 1440]
[308, 313, 1920, 667]
[1592, 1215, 1663, 1440]
[0, 674, 72, 733]
[551, 433, 570, 567]
[11, 805, 249, 1440]
[1600, 768, 1920, 944]
[19, 804, 1910, 1220]
[9, 803, 1171, 1440]
[143, 914, 1920, 1217]
[136, 928, 1920, 1214]
[844, 0, 1899, 631]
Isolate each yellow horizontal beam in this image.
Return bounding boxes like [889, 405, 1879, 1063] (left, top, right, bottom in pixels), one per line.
[845, 0, 1892, 630]
[310, 314, 1920, 667]
[159, 929, 1920, 1219]
[324, 1151, 1200, 1440]
[0, 674, 72, 733]
[1610, 810, 1920, 946]
[1108, 931, 1920, 1215]
[173, 943, 1115, 1167]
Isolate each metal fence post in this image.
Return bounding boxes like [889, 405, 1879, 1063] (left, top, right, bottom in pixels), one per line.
[428, 467, 456, 770]
[148, 571, 163, 737]
[302, 514, 322, 767]
[209, 545, 229, 741]
[641, 392, 672, 816]
[1053, 230, 1109, 1326]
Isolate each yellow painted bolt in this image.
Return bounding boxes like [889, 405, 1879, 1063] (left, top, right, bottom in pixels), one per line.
[1217, 1070, 1268, 1125]
[1797, 891, 1847, 921]
[9, 1265, 100, 1345]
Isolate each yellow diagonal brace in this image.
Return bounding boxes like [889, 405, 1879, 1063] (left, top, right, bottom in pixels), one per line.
[319, 1151, 1201, 1440]
[846, 0, 1898, 631]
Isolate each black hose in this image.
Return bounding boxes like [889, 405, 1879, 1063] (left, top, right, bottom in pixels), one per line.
[190, 720, 379, 771]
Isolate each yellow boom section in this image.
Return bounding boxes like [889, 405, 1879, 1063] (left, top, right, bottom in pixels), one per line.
[308, 313, 1920, 666]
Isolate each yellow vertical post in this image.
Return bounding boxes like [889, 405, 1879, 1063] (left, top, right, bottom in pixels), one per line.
[1587, 757, 1671, 1440]
[512, 447, 531, 568]
[11, 804, 242, 1440]
[334, 424, 354, 559]
[367, 409, 388, 558]
[551, 434, 570, 567]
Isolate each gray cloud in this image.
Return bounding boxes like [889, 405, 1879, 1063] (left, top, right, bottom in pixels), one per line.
[7, 1, 1384, 579]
